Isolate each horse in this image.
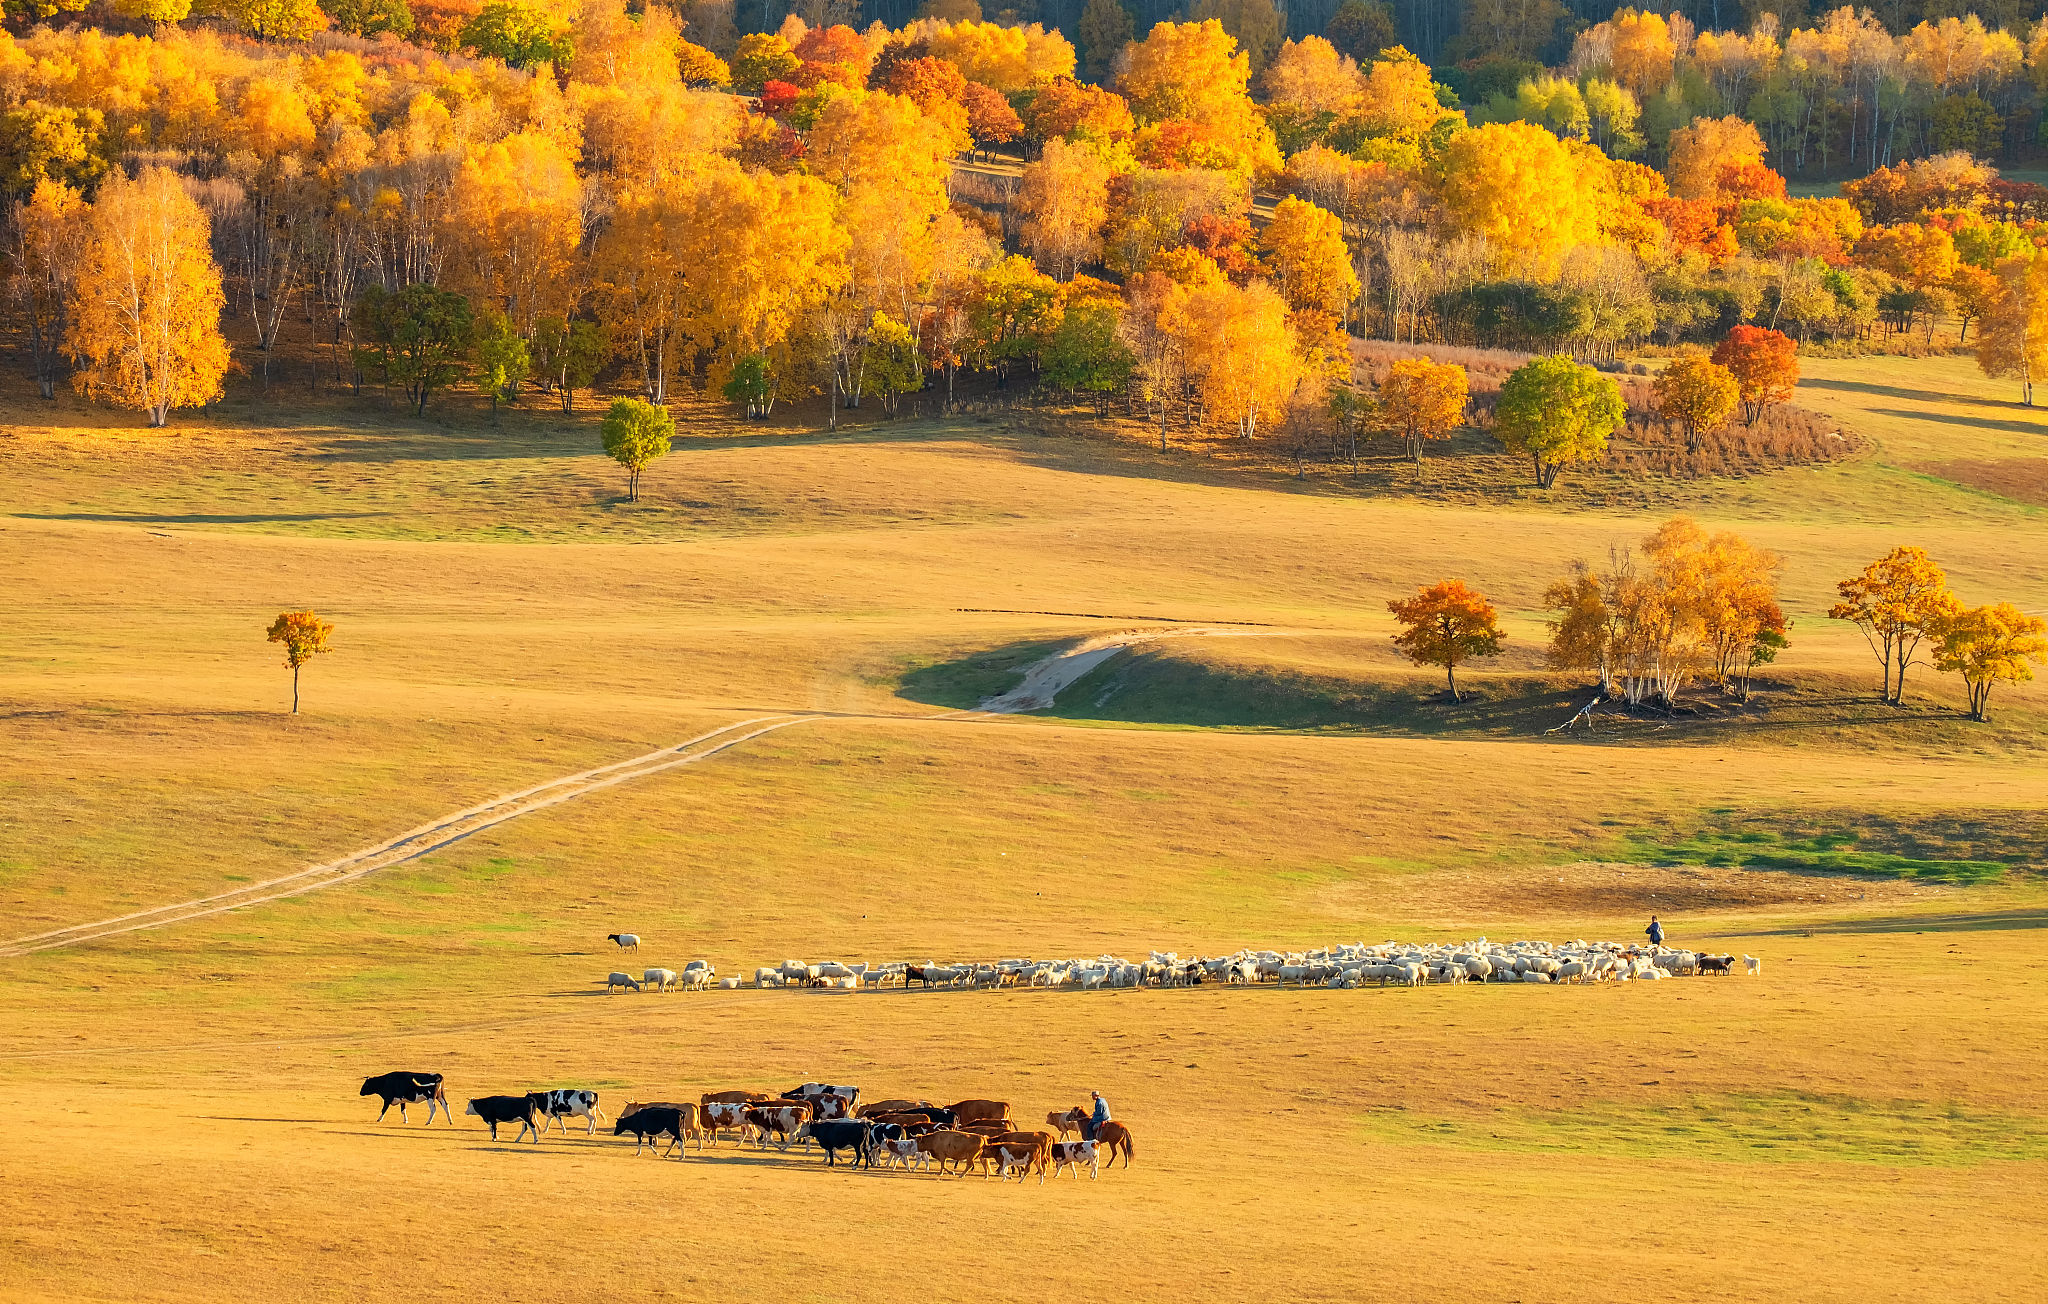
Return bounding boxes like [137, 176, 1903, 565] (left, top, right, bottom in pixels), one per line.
[1060, 1105, 1134, 1167]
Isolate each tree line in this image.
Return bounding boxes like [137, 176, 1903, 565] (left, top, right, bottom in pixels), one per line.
[6, 1, 2045, 443]
[1385, 519, 2046, 722]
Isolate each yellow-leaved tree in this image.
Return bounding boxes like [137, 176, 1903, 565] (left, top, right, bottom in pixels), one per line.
[1977, 249, 2048, 405]
[444, 131, 585, 343]
[1177, 278, 1300, 439]
[1259, 194, 1358, 320]
[1828, 545, 1961, 705]
[67, 166, 229, 427]
[1439, 121, 1602, 277]
[1016, 137, 1114, 281]
[1380, 355, 1467, 467]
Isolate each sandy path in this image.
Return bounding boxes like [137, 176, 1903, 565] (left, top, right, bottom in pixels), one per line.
[3, 629, 1296, 956]
[975, 627, 1284, 713]
[0, 716, 808, 957]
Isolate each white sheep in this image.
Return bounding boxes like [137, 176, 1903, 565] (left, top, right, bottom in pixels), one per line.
[606, 972, 642, 993]
[643, 967, 678, 993]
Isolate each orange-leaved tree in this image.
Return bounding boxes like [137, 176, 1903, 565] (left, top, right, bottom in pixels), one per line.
[266, 610, 335, 715]
[1653, 354, 1739, 451]
[1709, 325, 1797, 426]
[66, 166, 229, 427]
[1935, 601, 2048, 722]
[1828, 545, 1960, 705]
[1379, 355, 1467, 468]
[1388, 579, 1504, 703]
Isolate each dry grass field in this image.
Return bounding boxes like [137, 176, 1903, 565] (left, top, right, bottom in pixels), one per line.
[1, 351, 2045, 1303]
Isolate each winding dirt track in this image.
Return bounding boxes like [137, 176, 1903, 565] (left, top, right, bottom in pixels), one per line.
[0, 716, 809, 958]
[3, 627, 1297, 958]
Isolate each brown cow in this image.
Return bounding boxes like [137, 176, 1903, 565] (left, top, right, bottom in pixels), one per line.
[914, 1129, 985, 1176]
[744, 1103, 812, 1150]
[857, 1099, 929, 1118]
[944, 1098, 1009, 1126]
[701, 1089, 771, 1105]
[1047, 1107, 1086, 1138]
[958, 1119, 1014, 1138]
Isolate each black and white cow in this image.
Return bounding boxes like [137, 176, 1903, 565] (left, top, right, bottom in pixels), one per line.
[466, 1095, 543, 1142]
[782, 1083, 858, 1121]
[528, 1089, 605, 1136]
[360, 1071, 449, 1124]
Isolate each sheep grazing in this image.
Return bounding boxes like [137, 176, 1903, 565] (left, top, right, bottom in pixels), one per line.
[606, 972, 642, 993]
[608, 933, 640, 950]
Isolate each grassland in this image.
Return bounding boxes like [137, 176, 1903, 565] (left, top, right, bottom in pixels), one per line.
[0, 348, 2045, 1303]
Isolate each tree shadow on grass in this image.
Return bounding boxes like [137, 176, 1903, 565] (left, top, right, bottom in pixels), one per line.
[11, 511, 387, 524]
[1712, 910, 2048, 937]
[1869, 408, 2048, 435]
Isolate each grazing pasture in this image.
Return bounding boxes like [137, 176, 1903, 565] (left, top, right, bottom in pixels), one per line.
[1, 354, 2045, 1302]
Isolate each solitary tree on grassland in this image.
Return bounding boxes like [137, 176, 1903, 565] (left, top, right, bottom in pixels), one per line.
[1652, 354, 1739, 452]
[1388, 579, 1504, 704]
[1710, 324, 1798, 426]
[1828, 545, 1960, 706]
[1934, 602, 2047, 722]
[1494, 354, 1625, 489]
[600, 397, 674, 502]
[66, 166, 230, 427]
[352, 283, 473, 417]
[1380, 356, 1467, 469]
[266, 610, 334, 715]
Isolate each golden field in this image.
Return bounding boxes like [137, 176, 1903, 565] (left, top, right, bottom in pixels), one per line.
[1, 353, 2045, 1303]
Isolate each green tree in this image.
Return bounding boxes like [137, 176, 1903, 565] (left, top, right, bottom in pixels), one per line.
[600, 397, 674, 501]
[1324, 0, 1395, 61]
[460, 2, 570, 69]
[1387, 578, 1504, 703]
[1042, 298, 1134, 414]
[862, 312, 923, 417]
[531, 316, 608, 413]
[323, 0, 413, 37]
[2, 0, 89, 26]
[473, 311, 529, 416]
[351, 283, 473, 417]
[265, 609, 334, 715]
[0, 103, 106, 200]
[1493, 355, 1625, 489]
[1076, 0, 1135, 84]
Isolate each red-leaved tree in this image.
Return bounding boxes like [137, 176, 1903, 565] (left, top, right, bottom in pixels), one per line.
[1710, 325, 1799, 426]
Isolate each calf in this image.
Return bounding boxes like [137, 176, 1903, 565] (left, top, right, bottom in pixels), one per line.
[1049, 1140, 1099, 1180]
[1699, 955, 1736, 975]
[808, 1119, 873, 1168]
[466, 1095, 542, 1143]
[614, 1106, 692, 1157]
[987, 1138, 1048, 1184]
[528, 1089, 605, 1136]
[360, 1071, 448, 1125]
[875, 1135, 929, 1171]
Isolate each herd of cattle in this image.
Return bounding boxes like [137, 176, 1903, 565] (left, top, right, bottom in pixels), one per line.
[357, 1074, 1131, 1182]
[601, 939, 1761, 994]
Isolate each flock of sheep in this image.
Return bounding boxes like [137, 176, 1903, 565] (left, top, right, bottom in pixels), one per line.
[601, 938, 1761, 995]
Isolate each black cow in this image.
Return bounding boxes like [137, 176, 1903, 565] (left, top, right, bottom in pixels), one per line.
[615, 1108, 687, 1157]
[875, 1105, 954, 1128]
[467, 1095, 542, 1142]
[360, 1071, 448, 1124]
[808, 1119, 874, 1168]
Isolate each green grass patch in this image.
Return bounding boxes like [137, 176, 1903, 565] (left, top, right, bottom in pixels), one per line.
[896, 638, 1068, 709]
[1628, 827, 2009, 884]
[1362, 1091, 2048, 1166]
